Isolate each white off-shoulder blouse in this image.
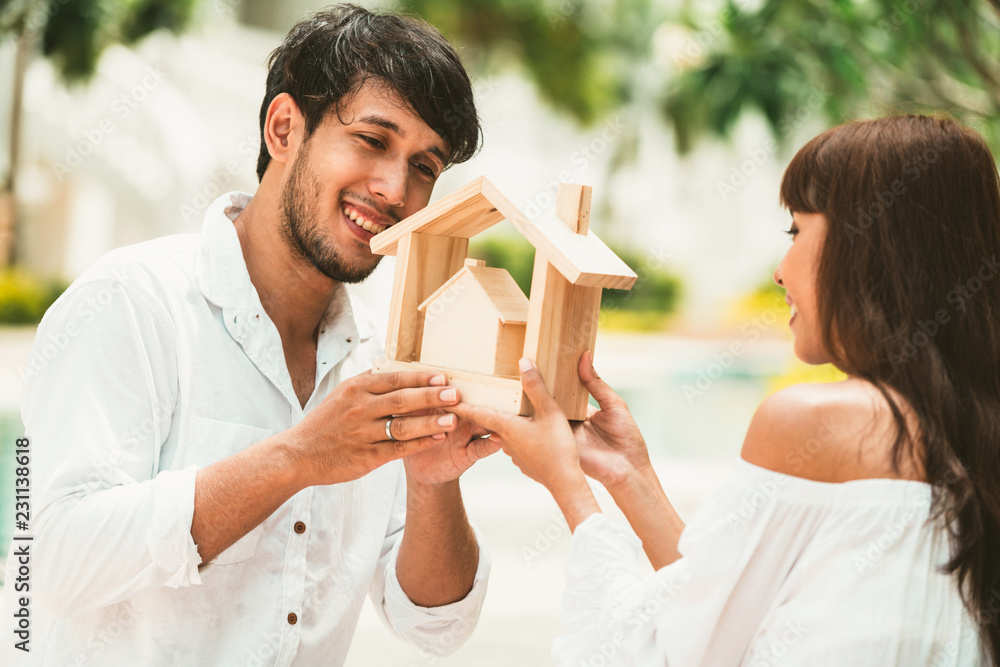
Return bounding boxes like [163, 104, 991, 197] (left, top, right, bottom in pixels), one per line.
[554, 459, 988, 666]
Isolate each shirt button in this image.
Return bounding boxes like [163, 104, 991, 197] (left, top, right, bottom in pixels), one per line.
[287, 612, 298, 625]
[294, 521, 306, 534]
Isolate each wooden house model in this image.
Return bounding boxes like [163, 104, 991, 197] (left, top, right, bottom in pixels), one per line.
[417, 260, 529, 378]
[370, 177, 637, 420]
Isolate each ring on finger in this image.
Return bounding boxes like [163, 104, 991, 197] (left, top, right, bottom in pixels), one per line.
[385, 417, 397, 442]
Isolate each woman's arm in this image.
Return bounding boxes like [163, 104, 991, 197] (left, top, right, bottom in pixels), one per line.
[450, 355, 684, 568]
[572, 351, 684, 568]
[448, 358, 601, 531]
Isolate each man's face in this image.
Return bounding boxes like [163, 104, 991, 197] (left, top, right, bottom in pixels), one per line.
[279, 81, 449, 283]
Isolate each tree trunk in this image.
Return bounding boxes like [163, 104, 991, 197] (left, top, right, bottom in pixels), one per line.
[1, 29, 31, 268]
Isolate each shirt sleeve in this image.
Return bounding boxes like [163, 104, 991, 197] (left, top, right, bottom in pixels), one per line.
[24, 278, 202, 619]
[553, 463, 982, 667]
[552, 513, 686, 666]
[368, 467, 491, 657]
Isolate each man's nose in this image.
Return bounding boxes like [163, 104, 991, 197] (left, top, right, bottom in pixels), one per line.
[370, 162, 407, 209]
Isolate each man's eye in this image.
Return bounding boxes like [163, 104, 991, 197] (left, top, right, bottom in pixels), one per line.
[413, 162, 437, 179]
[360, 135, 384, 149]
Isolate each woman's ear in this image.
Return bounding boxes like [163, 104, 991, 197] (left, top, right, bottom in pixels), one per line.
[263, 93, 303, 167]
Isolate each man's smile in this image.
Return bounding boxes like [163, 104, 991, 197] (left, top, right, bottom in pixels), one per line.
[342, 201, 392, 236]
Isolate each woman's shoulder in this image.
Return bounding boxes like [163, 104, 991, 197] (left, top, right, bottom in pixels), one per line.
[740, 379, 925, 483]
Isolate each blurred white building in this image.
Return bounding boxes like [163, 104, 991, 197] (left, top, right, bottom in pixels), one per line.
[0, 0, 823, 331]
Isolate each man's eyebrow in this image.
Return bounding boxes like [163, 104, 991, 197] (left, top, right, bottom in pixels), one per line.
[357, 114, 404, 137]
[427, 146, 447, 165]
[356, 113, 449, 165]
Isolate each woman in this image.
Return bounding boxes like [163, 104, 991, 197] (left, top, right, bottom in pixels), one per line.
[451, 116, 1000, 665]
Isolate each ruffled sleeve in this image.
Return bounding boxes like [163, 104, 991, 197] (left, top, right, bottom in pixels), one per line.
[552, 460, 984, 666]
[553, 513, 691, 665]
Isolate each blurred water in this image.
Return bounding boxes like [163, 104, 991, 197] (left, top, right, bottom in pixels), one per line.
[0, 413, 23, 580]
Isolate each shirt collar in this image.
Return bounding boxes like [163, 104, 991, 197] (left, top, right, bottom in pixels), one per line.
[194, 191, 253, 310]
[194, 191, 376, 343]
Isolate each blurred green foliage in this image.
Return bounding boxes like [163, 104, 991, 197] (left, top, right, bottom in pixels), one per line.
[398, 0, 1000, 152]
[664, 0, 1000, 152]
[0, 268, 66, 324]
[469, 234, 682, 328]
[0, 0, 199, 82]
[468, 235, 536, 295]
[398, 0, 660, 125]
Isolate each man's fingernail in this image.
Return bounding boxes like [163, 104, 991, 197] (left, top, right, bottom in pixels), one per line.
[437, 414, 455, 427]
[430, 374, 446, 386]
[518, 358, 533, 373]
[440, 388, 457, 402]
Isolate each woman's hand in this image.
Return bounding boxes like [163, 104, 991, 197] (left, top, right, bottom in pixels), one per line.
[573, 351, 685, 569]
[573, 351, 652, 492]
[448, 358, 600, 530]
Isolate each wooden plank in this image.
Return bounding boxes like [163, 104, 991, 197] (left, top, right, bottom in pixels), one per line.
[419, 277, 500, 375]
[373, 358, 527, 415]
[522, 252, 601, 421]
[466, 266, 529, 324]
[384, 232, 467, 362]
[556, 183, 592, 234]
[481, 178, 636, 289]
[417, 267, 469, 313]
[495, 321, 527, 377]
[370, 177, 504, 256]
[375, 176, 636, 288]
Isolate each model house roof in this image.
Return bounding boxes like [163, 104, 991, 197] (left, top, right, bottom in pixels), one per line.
[417, 264, 529, 324]
[369, 177, 637, 290]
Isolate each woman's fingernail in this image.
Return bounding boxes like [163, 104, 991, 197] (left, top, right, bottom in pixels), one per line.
[432, 432, 446, 440]
[440, 388, 457, 402]
[438, 413, 456, 427]
[518, 358, 533, 373]
[430, 374, 446, 386]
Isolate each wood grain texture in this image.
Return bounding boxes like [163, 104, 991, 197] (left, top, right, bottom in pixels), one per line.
[372, 176, 637, 289]
[384, 232, 467, 362]
[522, 252, 601, 421]
[373, 358, 527, 415]
[495, 321, 527, 377]
[418, 266, 529, 375]
[370, 177, 502, 256]
[556, 183, 592, 234]
[419, 272, 500, 375]
[482, 178, 635, 289]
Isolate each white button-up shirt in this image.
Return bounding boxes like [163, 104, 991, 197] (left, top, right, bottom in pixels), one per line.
[1, 192, 490, 666]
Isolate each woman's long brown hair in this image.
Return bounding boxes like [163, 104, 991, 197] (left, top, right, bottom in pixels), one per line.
[781, 115, 1000, 662]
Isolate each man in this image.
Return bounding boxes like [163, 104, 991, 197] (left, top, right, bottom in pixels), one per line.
[1, 5, 498, 664]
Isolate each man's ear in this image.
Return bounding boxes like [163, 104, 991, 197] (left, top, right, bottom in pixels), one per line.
[263, 93, 304, 166]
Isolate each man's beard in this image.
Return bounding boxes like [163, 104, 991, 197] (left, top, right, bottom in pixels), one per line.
[279, 143, 382, 284]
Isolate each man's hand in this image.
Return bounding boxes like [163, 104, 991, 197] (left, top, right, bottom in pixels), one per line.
[404, 413, 501, 486]
[288, 370, 462, 488]
[572, 350, 652, 492]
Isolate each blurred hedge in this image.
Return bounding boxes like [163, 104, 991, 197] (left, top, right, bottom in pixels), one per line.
[0, 269, 67, 325]
[469, 235, 681, 330]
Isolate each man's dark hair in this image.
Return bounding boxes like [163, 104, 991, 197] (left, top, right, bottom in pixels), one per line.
[256, 4, 481, 181]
